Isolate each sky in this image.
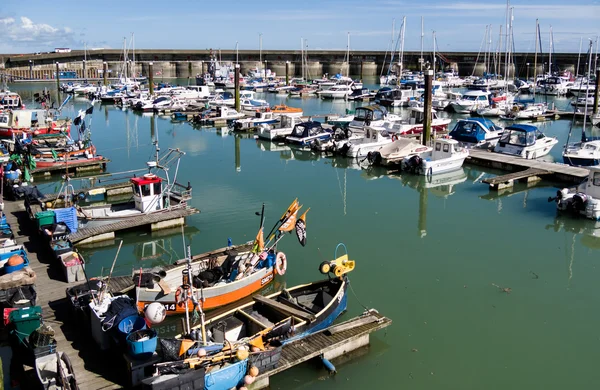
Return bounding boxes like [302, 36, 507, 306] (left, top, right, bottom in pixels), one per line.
[0, 0, 598, 54]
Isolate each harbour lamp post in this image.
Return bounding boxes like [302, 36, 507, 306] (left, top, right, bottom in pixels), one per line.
[29, 60, 33, 80]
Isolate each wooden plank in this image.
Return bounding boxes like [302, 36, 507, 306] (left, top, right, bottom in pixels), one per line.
[253, 294, 316, 322]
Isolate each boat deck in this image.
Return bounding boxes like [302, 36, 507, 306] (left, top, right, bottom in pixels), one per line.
[68, 207, 199, 244]
[32, 158, 110, 174]
[467, 149, 589, 184]
[4, 199, 130, 389]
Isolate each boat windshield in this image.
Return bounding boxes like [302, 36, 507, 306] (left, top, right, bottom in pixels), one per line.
[499, 129, 536, 146]
[584, 144, 598, 151]
[152, 97, 169, 104]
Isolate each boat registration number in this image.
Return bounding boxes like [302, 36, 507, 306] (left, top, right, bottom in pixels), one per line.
[261, 274, 274, 286]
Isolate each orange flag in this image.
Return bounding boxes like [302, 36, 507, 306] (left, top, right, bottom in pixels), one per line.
[179, 339, 195, 357]
[252, 227, 264, 253]
[280, 199, 300, 221]
[279, 208, 299, 232]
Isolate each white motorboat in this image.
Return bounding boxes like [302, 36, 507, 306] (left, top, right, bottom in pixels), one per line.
[569, 84, 595, 98]
[563, 140, 600, 167]
[375, 86, 421, 107]
[240, 99, 270, 112]
[552, 166, 600, 221]
[345, 126, 394, 158]
[286, 121, 332, 146]
[190, 106, 245, 125]
[137, 96, 172, 112]
[402, 138, 469, 176]
[493, 124, 558, 159]
[503, 103, 548, 120]
[449, 90, 491, 114]
[368, 137, 432, 166]
[449, 117, 504, 148]
[72, 84, 97, 95]
[378, 107, 452, 135]
[257, 115, 302, 141]
[346, 105, 401, 133]
[233, 111, 278, 131]
[317, 85, 353, 99]
[536, 76, 569, 96]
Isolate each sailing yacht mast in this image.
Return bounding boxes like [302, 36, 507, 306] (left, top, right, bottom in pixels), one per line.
[576, 37, 582, 77]
[399, 17, 406, 79]
[346, 32, 350, 77]
[420, 17, 424, 72]
[533, 19, 538, 99]
[432, 31, 436, 74]
[549, 26, 553, 76]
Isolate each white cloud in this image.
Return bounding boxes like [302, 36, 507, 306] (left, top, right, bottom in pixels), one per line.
[0, 16, 78, 50]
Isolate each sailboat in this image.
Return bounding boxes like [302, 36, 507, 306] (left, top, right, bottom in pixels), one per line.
[562, 40, 600, 167]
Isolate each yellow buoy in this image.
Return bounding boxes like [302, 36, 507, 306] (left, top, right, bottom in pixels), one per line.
[236, 348, 249, 361]
[249, 366, 259, 377]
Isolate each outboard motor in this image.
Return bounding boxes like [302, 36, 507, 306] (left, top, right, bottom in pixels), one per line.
[404, 155, 422, 173]
[570, 193, 588, 213]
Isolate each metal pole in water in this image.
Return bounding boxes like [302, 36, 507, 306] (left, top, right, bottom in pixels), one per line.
[360, 60, 364, 81]
[29, 60, 33, 80]
[103, 62, 108, 86]
[418, 187, 428, 238]
[83, 60, 87, 82]
[55, 62, 60, 100]
[235, 64, 240, 112]
[423, 69, 433, 146]
[594, 67, 600, 115]
[285, 61, 290, 86]
[149, 62, 154, 95]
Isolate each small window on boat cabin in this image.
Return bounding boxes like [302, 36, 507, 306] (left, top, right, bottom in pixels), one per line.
[443, 143, 450, 153]
[478, 95, 487, 101]
[593, 172, 600, 186]
[153, 182, 161, 195]
[435, 142, 441, 151]
[133, 184, 141, 196]
[0, 116, 7, 124]
[584, 144, 597, 151]
[141, 184, 151, 197]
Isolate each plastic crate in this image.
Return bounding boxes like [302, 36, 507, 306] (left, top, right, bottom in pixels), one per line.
[8, 306, 42, 343]
[3, 308, 18, 325]
[248, 345, 282, 372]
[35, 211, 56, 229]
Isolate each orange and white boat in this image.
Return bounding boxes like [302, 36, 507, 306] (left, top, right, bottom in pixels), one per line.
[135, 199, 310, 315]
[271, 104, 303, 118]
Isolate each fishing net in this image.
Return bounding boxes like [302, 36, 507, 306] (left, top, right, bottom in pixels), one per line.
[159, 338, 182, 362]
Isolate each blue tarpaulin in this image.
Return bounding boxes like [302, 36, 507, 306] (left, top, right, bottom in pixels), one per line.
[54, 207, 78, 233]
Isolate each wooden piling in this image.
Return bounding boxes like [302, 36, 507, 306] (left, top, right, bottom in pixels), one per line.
[360, 60, 364, 81]
[423, 69, 433, 145]
[149, 62, 154, 95]
[103, 62, 108, 86]
[594, 67, 600, 115]
[235, 64, 240, 112]
[188, 61, 192, 78]
[285, 61, 290, 85]
[29, 61, 33, 80]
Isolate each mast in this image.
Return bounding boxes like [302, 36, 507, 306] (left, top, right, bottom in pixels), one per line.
[533, 19, 538, 99]
[346, 32, 350, 77]
[420, 17, 424, 72]
[576, 37, 583, 78]
[399, 17, 406, 79]
[503, 0, 510, 83]
[549, 26, 553, 75]
[432, 30, 436, 75]
[132, 33, 135, 79]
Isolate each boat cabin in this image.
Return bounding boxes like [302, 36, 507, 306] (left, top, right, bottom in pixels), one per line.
[497, 124, 542, 148]
[289, 122, 324, 139]
[362, 126, 390, 142]
[583, 167, 600, 199]
[432, 138, 462, 159]
[352, 105, 387, 124]
[0, 93, 23, 110]
[450, 118, 502, 144]
[406, 107, 440, 125]
[131, 174, 164, 213]
[254, 111, 275, 120]
[0, 109, 51, 130]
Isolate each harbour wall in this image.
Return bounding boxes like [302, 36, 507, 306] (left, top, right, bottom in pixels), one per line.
[0, 49, 584, 80]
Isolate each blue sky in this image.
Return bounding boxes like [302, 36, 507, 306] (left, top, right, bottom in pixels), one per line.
[0, 0, 598, 53]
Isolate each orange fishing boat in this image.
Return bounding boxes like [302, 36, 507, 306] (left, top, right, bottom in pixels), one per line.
[271, 104, 303, 118]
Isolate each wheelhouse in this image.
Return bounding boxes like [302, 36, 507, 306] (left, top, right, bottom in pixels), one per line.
[132, 174, 164, 212]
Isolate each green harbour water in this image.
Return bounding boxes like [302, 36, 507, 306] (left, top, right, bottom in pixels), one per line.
[9, 80, 600, 389]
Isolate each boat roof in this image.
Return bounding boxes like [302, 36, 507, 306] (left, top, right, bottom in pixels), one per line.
[356, 105, 387, 114]
[296, 121, 322, 129]
[131, 175, 162, 185]
[506, 124, 537, 133]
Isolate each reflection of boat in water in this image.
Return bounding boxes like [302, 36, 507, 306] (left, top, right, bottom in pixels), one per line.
[546, 215, 600, 250]
[390, 168, 468, 198]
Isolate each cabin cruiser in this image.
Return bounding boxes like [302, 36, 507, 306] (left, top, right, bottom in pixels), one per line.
[568, 84, 595, 98]
[347, 88, 375, 101]
[135, 96, 172, 112]
[449, 90, 491, 113]
[552, 167, 600, 221]
[563, 140, 600, 167]
[402, 138, 469, 176]
[72, 84, 97, 95]
[270, 105, 303, 118]
[288, 85, 318, 97]
[190, 106, 244, 124]
[344, 126, 394, 158]
[317, 85, 353, 99]
[501, 103, 548, 120]
[377, 107, 451, 135]
[493, 124, 558, 159]
[240, 98, 270, 112]
[286, 122, 331, 146]
[367, 138, 433, 166]
[233, 111, 277, 131]
[346, 105, 401, 132]
[170, 86, 211, 100]
[0, 92, 23, 110]
[449, 118, 504, 148]
[535, 76, 569, 96]
[375, 86, 421, 107]
[257, 115, 302, 141]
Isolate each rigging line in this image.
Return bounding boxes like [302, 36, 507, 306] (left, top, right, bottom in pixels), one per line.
[348, 278, 368, 311]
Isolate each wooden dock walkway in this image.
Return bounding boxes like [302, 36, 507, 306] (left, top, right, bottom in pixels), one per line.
[4, 200, 124, 389]
[467, 149, 589, 184]
[251, 309, 392, 389]
[482, 168, 552, 190]
[68, 207, 199, 244]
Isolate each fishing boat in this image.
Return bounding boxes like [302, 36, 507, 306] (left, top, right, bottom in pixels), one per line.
[286, 122, 331, 146]
[449, 118, 504, 148]
[402, 138, 469, 175]
[550, 167, 600, 221]
[0, 92, 23, 110]
[233, 111, 278, 131]
[367, 138, 432, 166]
[136, 200, 310, 315]
[494, 124, 558, 159]
[449, 90, 491, 114]
[144, 246, 355, 390]
[0, 109, 71, 137]
[270, 105, 303, 118]
[257, 115, 302, 141]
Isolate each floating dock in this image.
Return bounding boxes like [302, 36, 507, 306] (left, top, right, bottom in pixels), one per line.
[32, 158, 110, 175]
[467, 149, 589, 185]
[68, 207, 199, 244]
[250, 309, 391, 389]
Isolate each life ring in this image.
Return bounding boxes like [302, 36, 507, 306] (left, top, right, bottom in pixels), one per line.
[275, 252, 287, 275]
[391, 134, 398, 142]
[175, 286, 191, 308]
[144, 173, 156, 179]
